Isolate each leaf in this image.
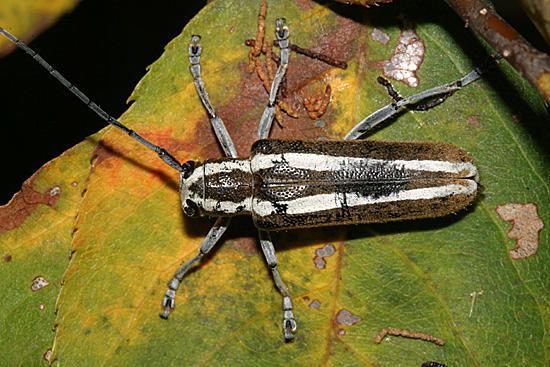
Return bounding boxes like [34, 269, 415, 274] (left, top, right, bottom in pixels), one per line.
[0, 132, 102, 365]
[519, 0, 550, 46]
[0, 0, 79, 57]
[4, 0, 549, 365]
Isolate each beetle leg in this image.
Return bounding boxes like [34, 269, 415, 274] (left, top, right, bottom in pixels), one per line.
[189, 34, 238, 158]
[161, 217, 232, 319]
[258, 18, 290, 140]
[344, 55, 500, 140]
[259, 230, 297, 341]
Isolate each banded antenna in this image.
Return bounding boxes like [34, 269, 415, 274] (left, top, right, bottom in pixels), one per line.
[0, 27, 184, 172]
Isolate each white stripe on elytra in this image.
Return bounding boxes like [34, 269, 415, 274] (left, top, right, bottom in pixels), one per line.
[251, 153, 477, 178]
[252, 180, 477, 217]
[202, 197, 252, 213]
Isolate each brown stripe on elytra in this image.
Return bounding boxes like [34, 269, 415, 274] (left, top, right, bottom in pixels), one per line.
[251, 139, 475, 164]
[252, 185, 477, 230]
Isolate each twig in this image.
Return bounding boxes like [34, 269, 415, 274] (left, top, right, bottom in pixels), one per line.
[246, 39, 347, 69]
[443, 0, 550, 103]
[374, 327, 445, 346]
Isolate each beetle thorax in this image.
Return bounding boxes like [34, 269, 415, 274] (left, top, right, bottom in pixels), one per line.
[180, 158, 253, 217]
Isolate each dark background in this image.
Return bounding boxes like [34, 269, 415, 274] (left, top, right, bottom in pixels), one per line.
[0, 0, 206, 205]
[0, 0, 547, 205]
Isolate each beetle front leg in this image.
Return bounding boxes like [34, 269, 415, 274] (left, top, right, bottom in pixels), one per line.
[257, 18, 289, 140]
[189, 35, 238, 158]
[259, 230, 297, 341]
[161, 217, 231, 319]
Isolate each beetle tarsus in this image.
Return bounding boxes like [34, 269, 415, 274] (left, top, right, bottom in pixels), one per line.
[283, 310, 297, 341]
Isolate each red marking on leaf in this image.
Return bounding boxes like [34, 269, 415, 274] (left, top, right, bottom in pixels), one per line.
[0, 169, 61, 233]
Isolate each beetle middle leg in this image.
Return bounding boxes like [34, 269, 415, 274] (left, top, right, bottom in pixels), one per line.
[254, 18, 297, 341]
[345, 55, 500, 140]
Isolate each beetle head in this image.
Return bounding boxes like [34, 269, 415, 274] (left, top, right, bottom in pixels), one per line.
[179, 160, 203, 218]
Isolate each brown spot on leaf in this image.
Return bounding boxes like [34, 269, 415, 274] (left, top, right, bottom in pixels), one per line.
[293, 0, 315, 10]
[313, 244, 336, 269]
[466, 115, 481, 128]
[371, 28, 390, 45]
[309, 299, 321, 309]
[0, 170, 61, 234]
[382, 20, 425, 87]
[232, 236, 258, 255]
[50, 186, 61, 197]
[336, 308, 362, 326]
[316, 244, 336, 257]
[4, 255, 11, 262]
[313, 256, 326, 269]
[31, 276, 50, 292]
[495, 203, 544, 259]
[43, 349, 52, 363]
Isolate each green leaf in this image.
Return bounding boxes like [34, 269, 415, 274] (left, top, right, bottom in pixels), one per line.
[3, 0, 550, 365]
[0, 133, 103, 365]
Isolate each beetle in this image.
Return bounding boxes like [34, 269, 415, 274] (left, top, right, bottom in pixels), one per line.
[0, 15, 486, 341]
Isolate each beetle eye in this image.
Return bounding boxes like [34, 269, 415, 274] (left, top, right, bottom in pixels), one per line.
[181, 160, 196, 179]
[183, 199, 200, 218]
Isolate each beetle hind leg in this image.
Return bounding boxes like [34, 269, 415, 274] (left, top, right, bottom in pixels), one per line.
[259, 230, 297, 341]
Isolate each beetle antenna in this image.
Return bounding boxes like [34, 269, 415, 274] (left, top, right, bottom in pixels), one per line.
[0, 26, 184, 172]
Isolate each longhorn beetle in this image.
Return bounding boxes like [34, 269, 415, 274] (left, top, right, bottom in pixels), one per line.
[0, 16, 491, 341]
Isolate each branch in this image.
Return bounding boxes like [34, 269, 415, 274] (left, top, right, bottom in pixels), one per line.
[443, 0, 550, 103]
